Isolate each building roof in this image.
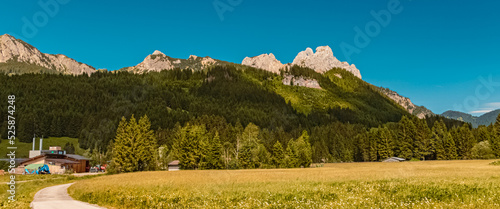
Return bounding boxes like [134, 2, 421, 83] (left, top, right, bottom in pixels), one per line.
[383, 157, 406, 162]
[65, 154, 90, 160]
[168, 160, 180, 166]
[19, 154, 46, 165]
[46, 159, 79, 164]
[19, 153, 90, 165]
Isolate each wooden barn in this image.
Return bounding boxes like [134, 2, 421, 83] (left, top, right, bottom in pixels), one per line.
[168, 160, 180, 171]
[382, 157, 406, 162]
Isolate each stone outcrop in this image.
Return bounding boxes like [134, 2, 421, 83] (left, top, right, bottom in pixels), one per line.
[292, 46, 361, 79]
[282, 75, 321, 89]
[0, 34, 95, 75]
[242, 53, 284, 74]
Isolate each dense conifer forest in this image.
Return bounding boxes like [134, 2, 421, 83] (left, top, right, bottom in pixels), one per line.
[1, 64, 499, 171]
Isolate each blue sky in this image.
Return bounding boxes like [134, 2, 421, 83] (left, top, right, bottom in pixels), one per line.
[1, 0, 499, 115]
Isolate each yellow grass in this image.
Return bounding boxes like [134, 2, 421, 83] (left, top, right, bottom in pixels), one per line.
[69, 160, 500, 208]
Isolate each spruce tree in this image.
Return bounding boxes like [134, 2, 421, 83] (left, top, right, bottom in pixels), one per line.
[203, 132, 223, 169]
[368, 128, 378, 161]
[490, 114, 500, 157]
[112, 117, 136, 173]
[174, 124, 205, 170]
[294, 131, 313, 168]
[272, 141, 285, 168]
[136, 115, 158, 171]
[285, 141, 298, 168]
[397, 116, 416, 160]
[457, 124, 475, 159]
[414, 118, 432, 160]
[432, 120, 447, 160]
[444, 132, 458, 160]
[377, 127, 394, 160]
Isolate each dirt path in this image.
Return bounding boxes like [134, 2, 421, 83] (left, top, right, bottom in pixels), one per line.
[30, 183, 105, 209]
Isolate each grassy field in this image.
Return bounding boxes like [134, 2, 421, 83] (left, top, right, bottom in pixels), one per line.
[0, 137, 84, 159]
[69, 160, 500, 208]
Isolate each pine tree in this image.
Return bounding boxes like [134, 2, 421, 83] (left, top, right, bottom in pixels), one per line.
[456, 124, 475, 159]
[111, 115, 158, 173]
[444, 132, 458, 160]
[490, 114, 500, 157]
[397, 116, 416, 160]
[293, 131, 313, 168]
[174, 124, 205, 170]
[136, 115, 158, 171]
[202, 132, 223, 169]
[285, 140, 298, 168]
[432, 119, 447, 160]
[271, 141, 285, 168]
[377, 127, 394, 160]
[414, 118, 432, 160]
[368, 128, 378, 161]
[112, 117, 136, 173]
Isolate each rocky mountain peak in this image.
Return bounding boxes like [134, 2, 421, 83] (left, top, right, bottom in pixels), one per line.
[0, 34, 95, 75]
[122, 51, 223, 73]
[241, 46, 362, 79]
[242, 53, 284, 74]
[133, 51, 174, 73]
[292, 46, 361, 79]
[152, 50, 165, 56]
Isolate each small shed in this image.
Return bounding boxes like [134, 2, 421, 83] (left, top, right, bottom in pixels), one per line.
[383, 157, 406, 162]
[168, 160, 180, 171]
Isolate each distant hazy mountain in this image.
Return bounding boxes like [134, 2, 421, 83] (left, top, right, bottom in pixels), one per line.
[0, 34, 95, 75]
[442, 109, 500, 128]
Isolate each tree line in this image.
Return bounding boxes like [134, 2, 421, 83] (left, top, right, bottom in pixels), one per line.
[356, 115, 500, 162]
[108, 113, 500, 173]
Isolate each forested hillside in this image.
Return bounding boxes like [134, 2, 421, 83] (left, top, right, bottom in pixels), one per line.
[1, 64, 498, 167]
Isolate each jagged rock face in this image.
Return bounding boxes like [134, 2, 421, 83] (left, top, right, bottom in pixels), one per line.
[242, 53, 284, 73]
[378, 87, 434, 119]
[292, 46, 361, 79]
[0, 34, 95, 75]
[123, 50, 222, 73]
[282, 75, 321, 89]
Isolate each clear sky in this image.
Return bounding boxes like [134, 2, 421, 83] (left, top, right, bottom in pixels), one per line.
[1, 0, 499, 116]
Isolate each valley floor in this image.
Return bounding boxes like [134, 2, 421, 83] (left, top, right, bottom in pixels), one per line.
[68, 160, 500, 208]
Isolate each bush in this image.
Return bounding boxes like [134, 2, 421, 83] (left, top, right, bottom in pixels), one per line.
[471, 141, 495, 159]
[490, 161, 500, 166]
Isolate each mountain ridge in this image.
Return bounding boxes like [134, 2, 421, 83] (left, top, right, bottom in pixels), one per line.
[0, 34, 433, 119]
[441, 109, 500, 128]
[0, 34, 95, 75]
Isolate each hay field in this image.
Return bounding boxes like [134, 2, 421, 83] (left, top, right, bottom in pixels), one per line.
[69, 160, 500, 208]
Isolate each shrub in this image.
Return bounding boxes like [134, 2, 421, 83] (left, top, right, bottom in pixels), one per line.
[471, 141, 495, 159]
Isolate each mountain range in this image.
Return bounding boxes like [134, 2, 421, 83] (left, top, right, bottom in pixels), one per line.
[0, 34, 434, 119]
[442, 109, 500, 128]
